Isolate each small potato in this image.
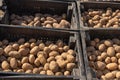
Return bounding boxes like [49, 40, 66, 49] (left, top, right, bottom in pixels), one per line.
[18, 38, 25, 44]
[34, 21, 40, 27]
[17, 60, 22, 67]
[98, 44, 106, 52]
[55, 55, 64, 60]
[49, 51, 59, 57]
[53, 23, 61, 28]
[66, 63, 75, 71]
[63, 46, 69, 52]
[115, 46, 120, 53]
[34, 17, 40, 22]
[38, 54, 46, 65]
[17, 69, 24, 73]
[29, 54, 35, 64]
[116, 71, 120, 78]
[34, 58, 40, 67]
[111, 57, 117, 63]
[1, 61, 10, 70]
[104, 40, 113, 47]
[55, 72, 63, 76]
[107, 47, 115, 57]
[0, 48, 4, 55]
[19, 45, 26, 49]
[24, 42, 30, 48]
[4, 45, 14, 54]
[30, 43, 36, 49]
[56, 40, 64, 47]
[61, 52, 68, 59]
[22, 63, 33, 71]
[46, 70, 54, 75]
[2, 39, 9, 45]
[67, 49, 76, 56]
[96, 61, 106, 70]
[46, 24, 52, 28]
[58, 47, 64, 53]
[33, 68, 40, 74]
[44, 63, 49, 70]
[12, 43, 19, 50]
[25, 69, 32, 73]
[50, 45, 58, 51]
[105, 57, 111, 64]
[39, 43, 45, 50]
[49, 61, 58, 72]
[101, 52, 107, 60]
[21, 57, 29, 64]
[64, 71, 70, 76]
[87, 46, 95, 52]
[67, 55, 75, 63]
[9, 51, 21, 58]
[59, 20, 70, 28]
[18, 48, 29, 56]
[57, 59, 68, 68]
[30, 46, 39, 55]
[118, 59, 120, 64]
[40, 70, 46, 75]
[47, 56, 55, 63]
[37, 51, 48, 58]
[44, 21, 53, 25]
[105, 72, 115, 79]
[10, 58, 18, 69]
[89, 55, 96, 61]
[106, 63, 118, 70]
[43, 47, 51, 54]
[4, 69, 12, 72]
[94, 38, 100, 43]
[116, 53, 120, 58]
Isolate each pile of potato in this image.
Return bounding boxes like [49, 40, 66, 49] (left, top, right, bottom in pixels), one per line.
[10, 13, 70, 29]
[0, 38, 76, 76]
[81, 8, 120, 28]
[87, 38, 120, 79]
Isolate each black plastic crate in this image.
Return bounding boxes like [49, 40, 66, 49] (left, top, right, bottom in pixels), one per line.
[0, 26, 86, 80]
[2, 0, 78, 31]
[81, 29, 120, 80]
[78, 1, 120, 29]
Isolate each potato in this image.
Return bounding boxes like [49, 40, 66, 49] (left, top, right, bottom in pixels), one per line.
[34, 21, 40, 27]
[4, 69, 12, 72]
[116, 72, 120, 78]
[29, 54, 35, 64]
[22, 63, 33, 71]
[0, 48, 4, 55]
[58, 47, 64, 53]
[106, 63, 118, 70]
[49, 61, 58, 72]
[18, 38, 25, 44]
[55, 55, 64, 60]
[66, 63, 75, 71]
[38, 54, 46, 65]
[107, 47, 115, 57]
[105, 57, 111, 64]
[105, 72, 115, 79]
[10, 58, 17, 69]
[67, 49, 76, 56]
[43, 47, 51, 54]
[19, 45, 26, 49]
[47, 57, 55, 63]
[55, 72, 63, 76]
[96, 61, 106, 70]
[34, 58, 40, 67]
[67, 55, 75, 63]
[12, 43, 19, 50]
[18, 48, 29, 56]
[39, 43, 45, 50]
[30, 46, 39, 55]
[118, 59, 120, 64]
[24, 42, 30, 48]
[53, 23, 61, 28]
[104, 40, 113, 47]
[115, 46, 120, 53]
[49, 51, 59, 57]
[56, 40, 64, 47]
[30, 43, 36, 49]
[59, 20, 70, 28]
[63, 46, 69, 52]
[21, 57, 29, 64]
[34, 17, 40, 22]
[61, 52, 68, 59]
[33, 68, 40, 74]
[44, 21, 53, 25]
[40, 70, 46, 75]
[89, 55, 96, 61]
[25, 69, 32, 73]
[111, 57, 117, 63]
[101, 52, 107, 60]
[17, 69, 24, 73]
[46, 24, 52, 28]
[44, 63, 49, 70]
[57, 59, 67, 68]
[1, 61, 10, 70]
[50, 45, 58, 51]
[111, 70, 119, 77]
[9, 51, 21, 58]
[4, 45, 14, 54]
[17, 60, 22, 67]
[2, 39, 9, 45]
[116, 53, 120, 58]
[46, 70, 54, 75]
[64, 71, 70, 76]
[98, 44, 106, 52]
